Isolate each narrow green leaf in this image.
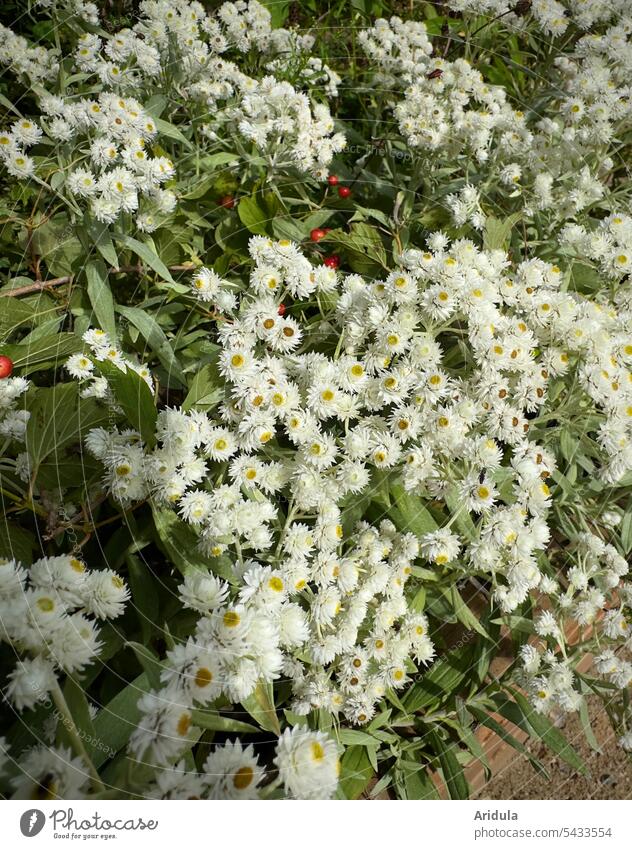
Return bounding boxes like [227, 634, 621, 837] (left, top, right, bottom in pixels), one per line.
[86, 260, 117, 341]
[510, 690, 587, 775]
[469, 706, 549, 778]
[125, 641, 163, 690]
[241, 680, 280, 735]
[116, 304, 185, 386]
[388, 484, 438, 538]
[154, 116, 192, 147]
[4, 332, 81, 369]
[95, 359, 157, 447]
[91, 673, 149, 767]
[114, 234, 175, 284]
[151, 504, 235, 582]
[191, 711, 260, 734]
[338, 746, 373, 799]
[446, 584, 491, 640]
[429, 731, 469, 799]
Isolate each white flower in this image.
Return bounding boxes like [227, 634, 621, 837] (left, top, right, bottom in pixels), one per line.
[274, 726, 339, 799]
[203, 740, 263, 799]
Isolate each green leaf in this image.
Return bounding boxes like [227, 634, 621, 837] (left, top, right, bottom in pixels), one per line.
[483, 212, 521, 252]
[446, 583, 491, 640]
[4, 332, 82, 370]
[469, 706, 548, 778]
[182, 153, 239, 199]
[87, 220, 119, 268]
[403, 644, 474, 712]
[151, 504, 235, 582]
[95, 359, 157, 447]
[125, 641, 163, 690]
[620, 502, 632, 554]
[429, 731, 469, 799]
[0, 298, 59, 339]
[181, 358, 223, 412]
[401, 765, 440, 799]
[241, 680, 280, 735]
[114, 234, 175, 284]
[324, 222, 388, 274]
[58, 675, 97, 756]
[578, 699, 602, 754]
[510, 690, 587, 774]
[85, 260, 117, 341]
[92, 673, 149, 768]
[126, 553, 160, 644]
[338, 729, 380, 747]
[0, 518, 35, 563]
[154, 116, 192, 147]
[237, 196, 270, 236]
[338, 746, 373, 799]
[116, 304, 185, 386]
[388, 484, 438, 538]
[25, 383, 109, 471]
[191, 711, 261, 734]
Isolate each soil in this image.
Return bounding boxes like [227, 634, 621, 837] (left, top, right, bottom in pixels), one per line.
[475, 697, 632, 800]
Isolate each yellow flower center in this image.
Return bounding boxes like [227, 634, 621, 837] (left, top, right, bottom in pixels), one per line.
[223, 611, 240, 628]
[194, 667, 213, 688]
[268, 577, 284, 593]
[176, 713, 191, 736]
[233, 767, 254, 790]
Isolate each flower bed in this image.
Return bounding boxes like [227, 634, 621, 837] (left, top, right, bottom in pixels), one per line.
[0, 0, 630, 800]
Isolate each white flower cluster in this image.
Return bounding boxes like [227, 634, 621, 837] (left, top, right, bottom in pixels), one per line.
[361, 12, 632, 227]
[0, 92, 175, 227]
[1, 554, 129, 711]
[519, 644, 583, 715]
[517, 530, 630, 716]
[0, 0, 345, 233]
[264, 29, 342, 98]
[35, 0, 100, 25]
[142, 726, 338, 800]
[0, 23, 58, 84]
[561, 213, 632, 282]
[0, 375, 30, 441]
[395, 57, 510, 163]
[231, 77, 345, 179]
[86, 234, 632, 742]
[66, 328, 154, 401]
[357, 16, 433, 85]
[73, 0, 343, 179]
[446, 0, 631, 37]
[8, 743, 91, 800]
[89, 405, 433, 725]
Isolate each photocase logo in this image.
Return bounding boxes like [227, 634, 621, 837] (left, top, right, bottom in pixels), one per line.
[19, 809, 46, 838]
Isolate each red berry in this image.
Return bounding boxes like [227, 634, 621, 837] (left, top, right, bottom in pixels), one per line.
[310, 228, 326, 242]
[327, 175, 339, 186]
[338, 186, 352, 199]
[218, 195, 235, 209]
[324, 255, 340, 269]
[0, 356, 14, 379]
[277, 303, 286, 316]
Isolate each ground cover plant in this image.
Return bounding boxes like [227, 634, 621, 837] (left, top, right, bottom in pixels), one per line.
[0, 0, 631, 800]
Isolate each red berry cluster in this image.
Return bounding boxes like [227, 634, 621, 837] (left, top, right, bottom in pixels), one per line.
[327, 174, 351, 199]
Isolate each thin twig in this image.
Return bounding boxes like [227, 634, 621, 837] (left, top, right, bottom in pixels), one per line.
[1, 264, 197, 298]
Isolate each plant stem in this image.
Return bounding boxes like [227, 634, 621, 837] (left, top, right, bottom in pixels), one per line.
[51, 679, 105, 794]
